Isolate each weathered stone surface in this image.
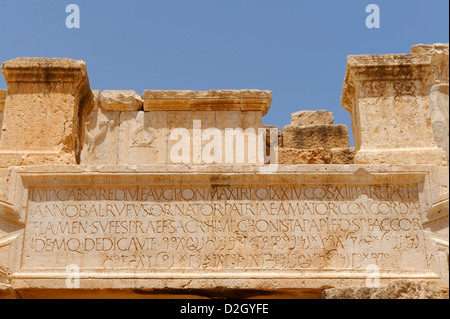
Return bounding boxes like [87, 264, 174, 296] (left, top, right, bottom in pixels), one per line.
[282, 124, 349, 150]
[428, 84, 449, 163]
[100, 90, 143, 111]
[81, 107, 119, 165]
[342, 53, 448, 166]
[0, 58, 93, 167]
[144, 90, 272, 116]
[322, 280, 449, 299]
[411, 43, 449, 86]
[411, 45, 449, 163]
[0, 45, 449, 299]
[0, 89, 5, 112]
[291, 110, 334, 126]
[0, 164, 447, 297]
[278, 147, 355, 164]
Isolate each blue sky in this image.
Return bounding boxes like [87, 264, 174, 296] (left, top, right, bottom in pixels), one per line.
[0, 0, 448, 146]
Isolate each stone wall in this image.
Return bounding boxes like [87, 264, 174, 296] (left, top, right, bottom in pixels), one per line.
[0, 45, 448, 299]
[278, 110, 355, 164]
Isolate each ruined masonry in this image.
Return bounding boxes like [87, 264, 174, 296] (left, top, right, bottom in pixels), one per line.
[0, 44, 448, 299]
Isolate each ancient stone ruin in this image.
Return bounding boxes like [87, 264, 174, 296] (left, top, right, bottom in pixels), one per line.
[0, 44, 448, 299]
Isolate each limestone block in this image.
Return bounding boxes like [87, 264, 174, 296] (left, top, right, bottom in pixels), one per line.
[291, 110, 334, 126]
[278, 147, 355, 164]
[0, 89, 5, 112]
[118, 111, 168, 165]
[140, 90, 270, 165]
[144, 90, 272, 116]
[0, 164, 448, 297]
[282, 124, 349, 150]
[80, 107, 119, 165]
[322, 280, 449, 299]
[341, 53, 448, 166]
[411, 43, 449, 86]
[0, 58, 93, 167]
[100, 90, 143, 111]
[411, 44, 449, 163]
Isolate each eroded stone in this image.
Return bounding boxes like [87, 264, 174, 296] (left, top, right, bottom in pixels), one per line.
[291, 110, 334, 126]
[282, 124, 349, 150]
[0, 58, 93, 166]
[100, 90, 143, 111]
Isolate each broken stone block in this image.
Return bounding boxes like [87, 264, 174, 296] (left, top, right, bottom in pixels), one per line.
[144, 90, 271, 115]
[278, 147, 355, 164]
[0, 90, 5, 140]
[322, 280, 449, 299]
[100, 90, 143, 111]
[282, 124, 350, 150]
[81, 107, 119, 165]
[291, 110, 334, 126]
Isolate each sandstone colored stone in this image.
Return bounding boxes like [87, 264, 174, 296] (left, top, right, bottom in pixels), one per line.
[291, 110, 334, 126]
[411, 45, 449, 163]
[322, 280, 449, 299]
[80, 106, 119, 165]
[0, 58, 93, 166]
[0, 89, 5, 112]
[0, 45, 449, 299]
[0, 90, 5, 141]
[144, 90, 272, 116]
[0, 164, 447, 298]
[411, 43, 449, 85]
[118, 111, 168, 165]
[282, 124, 349, 150]
[100, 90, 143, 111]
[278, 147, 355, 164]
[342, 53, 448, 166]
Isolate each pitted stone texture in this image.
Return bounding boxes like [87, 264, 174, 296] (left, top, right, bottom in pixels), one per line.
[0, 165, 447, 297]
[428, 84, 449, 163]
[0, 58, 93, 167]
[81, 107, 119, 165]
[342, 52, 448, 166]
[282, 124, 349, 150]
[0, 90, 5, 112]
[144, 90, 272, 116]
[291, 110, 334, 126]
[411, 43, 449, 86]
[0, 90, 5, 140]
[278, 147, 355, 164]
[322, 281, 449, 299]
[100, 90, 143, 111]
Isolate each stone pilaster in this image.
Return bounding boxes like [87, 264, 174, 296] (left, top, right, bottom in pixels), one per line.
[342, 54, 448, 166]
[0, 58, 93, 166]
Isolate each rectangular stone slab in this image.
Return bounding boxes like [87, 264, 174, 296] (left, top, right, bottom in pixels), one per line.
[282, 125, 350, 149]
[0, 165, 446, 293]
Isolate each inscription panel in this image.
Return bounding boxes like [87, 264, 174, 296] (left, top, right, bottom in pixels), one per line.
[22, 183, 428, 273]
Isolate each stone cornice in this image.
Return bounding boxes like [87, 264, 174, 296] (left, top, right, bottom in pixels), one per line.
[144, 90, 272, 115]
[341, 54, 433, 112]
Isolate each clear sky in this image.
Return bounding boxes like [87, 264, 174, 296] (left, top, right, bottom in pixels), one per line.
[0, 0, 448, 146]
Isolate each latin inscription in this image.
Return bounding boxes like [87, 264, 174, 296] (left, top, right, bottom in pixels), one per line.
[22, 184, 427, 271]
